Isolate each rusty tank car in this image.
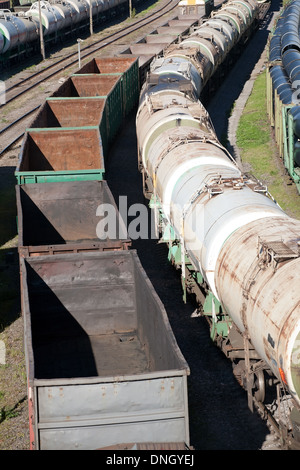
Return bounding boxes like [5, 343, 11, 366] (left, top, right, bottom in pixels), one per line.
[136, 0, 300, 448]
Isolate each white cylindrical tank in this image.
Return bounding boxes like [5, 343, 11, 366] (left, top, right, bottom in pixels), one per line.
[231, 0, 257, 18]
[136, 0, 300, 417]
[85, 0, 99, 16]
[223, 3, 251, 28]
[137, 97, 287, 297]
[0, 10, 27, 53]
[26, 1, 64, 35]
[190, 25, 231, 58]
[136, 91, 211, 169]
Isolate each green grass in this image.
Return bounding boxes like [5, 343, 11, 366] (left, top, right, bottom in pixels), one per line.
[236, 70, 300, 220]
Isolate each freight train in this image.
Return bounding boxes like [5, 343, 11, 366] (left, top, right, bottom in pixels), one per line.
[267, 0, 300, 194]
[16, 56, 191, 450]
[0, 0, 140, 65]
[13, 0, 300, 449]
[178, 0, 267, 18]
[135, 0, 300, 448]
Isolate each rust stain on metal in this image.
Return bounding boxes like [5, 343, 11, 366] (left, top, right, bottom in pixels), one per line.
[263, 336, 273, 363]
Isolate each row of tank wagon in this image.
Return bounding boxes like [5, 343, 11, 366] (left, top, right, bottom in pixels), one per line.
[14, 0, 280, 450]
[0, 0, 135, 63]
[16, 55, 192, 451]
[135, 0, 300, 448]
[267, 0, 300, 194]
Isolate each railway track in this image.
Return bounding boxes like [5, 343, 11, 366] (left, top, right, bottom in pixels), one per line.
[0, 106, 40, 156]
[0, 0, 178, 156]
[3, 0, 177, 105]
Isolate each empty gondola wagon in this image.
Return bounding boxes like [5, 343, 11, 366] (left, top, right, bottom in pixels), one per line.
[21, 250, 190, 450]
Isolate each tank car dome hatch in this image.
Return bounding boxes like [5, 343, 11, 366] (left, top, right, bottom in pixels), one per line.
[85, 0, 99, 16]
[181, 34, 220, 73]
[150, 56, 202, 97]
[269, 34, 281, 62]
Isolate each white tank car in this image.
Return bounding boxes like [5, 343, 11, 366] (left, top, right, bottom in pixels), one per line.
[26, 1, 64, 35]
[136, 0, 300, 447]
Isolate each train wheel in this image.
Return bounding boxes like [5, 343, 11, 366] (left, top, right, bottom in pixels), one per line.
[253, 369, 265, 402]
